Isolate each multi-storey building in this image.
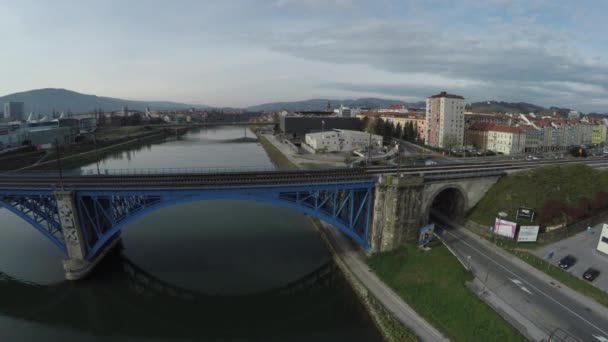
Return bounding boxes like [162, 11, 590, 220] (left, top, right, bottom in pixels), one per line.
[425, 92, 465, 149]
[357, 112, 426, 141]
[3, 102, 25, 121]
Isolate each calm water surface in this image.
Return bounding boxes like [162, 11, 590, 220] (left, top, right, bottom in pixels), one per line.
[0, 126, 383, 341]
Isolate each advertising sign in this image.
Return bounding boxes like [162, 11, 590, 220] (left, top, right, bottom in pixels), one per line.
[418, 223, 435, 246]
[516, 208, 535, 221]
[597, 224, 608, 255]
[517, 226, 540, 242]
[494, 218, 517, 239]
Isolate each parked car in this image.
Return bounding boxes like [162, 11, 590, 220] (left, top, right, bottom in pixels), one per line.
[583, 268, 600, 282]
[558, 255, 577, 269]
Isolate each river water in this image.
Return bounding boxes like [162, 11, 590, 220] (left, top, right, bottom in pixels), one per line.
[0, 126, 384, 341]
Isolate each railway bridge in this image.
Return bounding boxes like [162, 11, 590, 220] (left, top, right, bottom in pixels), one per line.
[0, 158, 605, 279]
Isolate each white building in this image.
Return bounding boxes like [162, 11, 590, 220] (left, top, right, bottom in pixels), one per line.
[304, 129, 382, 154]
[486, 126, 526, 155]
[425, 92, 465, 149]
[336, 104, 352, 118]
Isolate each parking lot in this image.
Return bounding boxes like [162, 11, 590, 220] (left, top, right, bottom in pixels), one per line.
[534, 223, 608, 292]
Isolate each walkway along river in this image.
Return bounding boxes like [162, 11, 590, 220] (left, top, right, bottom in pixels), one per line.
[0, 126, 384, 341]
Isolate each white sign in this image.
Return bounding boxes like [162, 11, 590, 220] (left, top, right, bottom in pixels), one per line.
[517, 226, 540, 242]
[495, 218, 517, 239]
[597, 224, 608, 256]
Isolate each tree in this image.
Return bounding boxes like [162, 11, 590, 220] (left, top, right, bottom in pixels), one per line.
[373, 118, 385, 136]
[382, 121, 393, 141]
[361, 116, 371, 132]
[442, 134, 461, 153]
[394, 122, 403, 140]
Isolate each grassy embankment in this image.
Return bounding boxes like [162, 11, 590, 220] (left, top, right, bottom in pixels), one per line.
[252, 130, 298, 170]
[468, 164, 608, 227]
[369, 241, 526, 342]
[468, 164, 608, 308]
[0, 126, 175, 171]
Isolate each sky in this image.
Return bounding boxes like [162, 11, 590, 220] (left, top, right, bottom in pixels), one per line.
[1, 0, 607, 112]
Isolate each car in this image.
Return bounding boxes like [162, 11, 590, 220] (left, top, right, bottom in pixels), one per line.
[558, 255, 577, 269]
[583, 268, 600, 282]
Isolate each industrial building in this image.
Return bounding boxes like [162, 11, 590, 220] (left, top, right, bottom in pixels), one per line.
[280, 116, 362, 138]
[303, 129, 382, 154]
[3, 102, 25, 121]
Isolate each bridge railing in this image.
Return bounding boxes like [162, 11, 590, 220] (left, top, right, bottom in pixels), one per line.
[0, 166, 292, 177]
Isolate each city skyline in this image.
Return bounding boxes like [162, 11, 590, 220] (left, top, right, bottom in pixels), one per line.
[1, 0, 607, 111]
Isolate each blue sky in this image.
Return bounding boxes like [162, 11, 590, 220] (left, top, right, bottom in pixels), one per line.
[1, 0, 607, 111]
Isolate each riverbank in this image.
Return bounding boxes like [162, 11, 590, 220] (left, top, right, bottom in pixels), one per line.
[308, 217, 424, 342]
[3, 127, 184, 171]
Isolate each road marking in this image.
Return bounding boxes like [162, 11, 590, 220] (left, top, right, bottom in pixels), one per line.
[593, 335, 608, 342]
[511, 279, 533, 295]
[443, 229, 608, 337]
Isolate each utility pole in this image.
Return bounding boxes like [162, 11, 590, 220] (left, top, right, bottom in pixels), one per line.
[55, 138, 64, 190]
[368, 131, 372, 166]
[93, 134, 101, 175]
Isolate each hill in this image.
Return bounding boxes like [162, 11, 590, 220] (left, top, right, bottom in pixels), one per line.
[0, 88, 204, 115]
[246, 98, 425, 112]
[468, 101, 573, 115]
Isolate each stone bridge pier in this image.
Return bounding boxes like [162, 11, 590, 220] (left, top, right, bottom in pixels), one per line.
[55, 191, 122, 280]
[368, 174, 500, 252]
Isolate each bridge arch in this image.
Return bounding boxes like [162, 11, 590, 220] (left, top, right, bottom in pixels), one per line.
[83, 189, 373, 259]
[424, 184, 468, 225]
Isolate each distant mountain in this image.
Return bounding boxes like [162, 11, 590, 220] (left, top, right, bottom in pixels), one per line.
[0, 88, 205, 115]
[246, 98, 425, 112]
[469, 101, 574, 116]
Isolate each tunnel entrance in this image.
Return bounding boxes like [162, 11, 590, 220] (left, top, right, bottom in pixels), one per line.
[429, 187, 466, 226]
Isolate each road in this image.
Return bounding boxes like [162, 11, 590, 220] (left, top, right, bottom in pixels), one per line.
[434, 216, 608, 342]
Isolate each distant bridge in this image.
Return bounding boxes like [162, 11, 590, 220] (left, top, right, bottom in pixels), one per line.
[1, 157, 607, 279]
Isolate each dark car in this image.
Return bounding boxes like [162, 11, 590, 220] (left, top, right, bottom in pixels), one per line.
[558, 255, 577, 269]
[583, 268, 600, 282]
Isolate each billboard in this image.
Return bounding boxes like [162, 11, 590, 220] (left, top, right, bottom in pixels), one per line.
[516, 208, 535, 222]
[597, 224, 608, 255]
[494, 218, 517, 239]
[418, 223, 435, 246]
[517, 226, 540, 242]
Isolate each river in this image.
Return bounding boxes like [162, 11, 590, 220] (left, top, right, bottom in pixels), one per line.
[0, 126, 384, 341]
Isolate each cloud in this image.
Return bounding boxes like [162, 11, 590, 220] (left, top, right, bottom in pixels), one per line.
[272, 0, 354, 8]
[263, 18, 608, 111]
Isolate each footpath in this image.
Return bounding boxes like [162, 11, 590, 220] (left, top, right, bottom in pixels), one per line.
[320, 222, 449, 341]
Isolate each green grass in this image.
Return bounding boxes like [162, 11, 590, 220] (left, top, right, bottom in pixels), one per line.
[468, 164, 608, 226]
[505, 249, 608, 308]
[375, 307, 419, 342]
[368, 241, 526, 342]
[255, 133, 298, 170]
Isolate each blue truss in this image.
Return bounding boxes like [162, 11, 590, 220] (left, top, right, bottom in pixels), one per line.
[0, 179, 376, 260]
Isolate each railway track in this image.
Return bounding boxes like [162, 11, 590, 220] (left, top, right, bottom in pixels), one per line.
[0, 157, 607, 189]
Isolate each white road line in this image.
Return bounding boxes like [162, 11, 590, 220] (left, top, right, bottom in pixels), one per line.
[444, 229, 608, 337]
[593, 334, 608, 342]
[511, 279, 534, 295]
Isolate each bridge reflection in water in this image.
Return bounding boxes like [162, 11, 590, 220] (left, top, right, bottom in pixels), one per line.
[0, 245, 379, 341]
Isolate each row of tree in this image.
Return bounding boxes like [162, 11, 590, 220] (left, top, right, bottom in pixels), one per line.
[363, 117, 421, 143]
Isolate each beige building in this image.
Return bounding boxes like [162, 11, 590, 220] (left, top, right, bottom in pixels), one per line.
[426, 92, 465, 149]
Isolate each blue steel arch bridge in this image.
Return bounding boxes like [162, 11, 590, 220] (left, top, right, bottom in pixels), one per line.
[0, 168, 377, 279]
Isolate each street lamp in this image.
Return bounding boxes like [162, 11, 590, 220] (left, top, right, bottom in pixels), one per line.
[321, 120, 325, 133]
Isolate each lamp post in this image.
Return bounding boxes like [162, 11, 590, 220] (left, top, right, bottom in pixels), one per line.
[321, 120, 325, 133]
[54, 138, 64, 190]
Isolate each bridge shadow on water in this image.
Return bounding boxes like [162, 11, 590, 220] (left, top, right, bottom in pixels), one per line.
[0, 243, 378, 341]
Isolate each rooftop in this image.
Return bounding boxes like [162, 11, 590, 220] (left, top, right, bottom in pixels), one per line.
[428, 91, 464, 99]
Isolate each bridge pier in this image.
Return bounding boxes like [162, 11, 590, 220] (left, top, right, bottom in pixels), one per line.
[55, 191, 121, 280]
[369, 175, 426, 252]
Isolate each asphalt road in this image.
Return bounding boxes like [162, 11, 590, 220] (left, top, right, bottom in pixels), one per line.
[435, 221, 608, 342]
